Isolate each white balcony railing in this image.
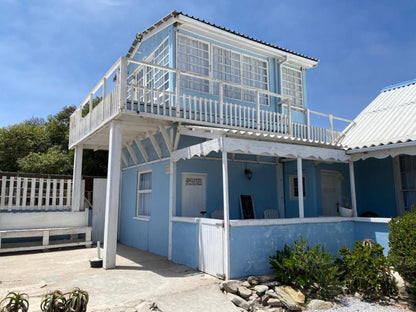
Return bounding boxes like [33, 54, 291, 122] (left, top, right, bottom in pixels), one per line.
[69, 57, 352, 148]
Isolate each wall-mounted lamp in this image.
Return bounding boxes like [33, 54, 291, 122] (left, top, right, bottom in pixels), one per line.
[244, 164, 253, 180]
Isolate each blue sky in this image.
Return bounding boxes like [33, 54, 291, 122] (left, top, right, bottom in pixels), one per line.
[0, 0, 415, 128]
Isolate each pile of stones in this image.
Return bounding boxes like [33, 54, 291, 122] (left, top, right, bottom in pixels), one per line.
[220, 274, 332, 311]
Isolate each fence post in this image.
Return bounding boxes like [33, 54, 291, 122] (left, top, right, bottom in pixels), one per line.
[119, 57, 127, 111]
[288, 99, 292, 137]
[102, 77, 107, 119]
[329, 114, 334, 143]
[176, 71, 180, 118]
[256, 90, 261, 131]
[306, 108, 310, 140]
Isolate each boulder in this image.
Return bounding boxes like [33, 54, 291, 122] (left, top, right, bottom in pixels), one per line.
[260, 294, 269, 305]
[223, 281, 239, 294]
[254, 285, 269, 295]
[266, 289, 279, 298]
[306, 299, 332, 310]
[281, 286, 305, 304]
[247, 276, 260, 286]
[227, 293, 250, 311]
[242, 281, 251, 288]
[274, 287, 302, 311]
[238, 286, 252, 299]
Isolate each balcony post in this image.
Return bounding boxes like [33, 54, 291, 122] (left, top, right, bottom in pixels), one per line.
[72, 144, 83, 212]
[256, 90, 261, 131]
[306, 108, 311, 140]
[119, 57, 127, 111]
[288, 99, 292, 137]
[329, 114, 334, 143]
[219, 82, 224, 125]
[175, 71, 180, 118]
[89, 93, 93, 130]
[103, 120, 122, 269]
[349, 160, 358, 217]
[222, 145, 230, 280]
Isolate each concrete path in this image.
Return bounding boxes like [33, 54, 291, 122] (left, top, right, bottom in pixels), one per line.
[0, 244, 239, 312]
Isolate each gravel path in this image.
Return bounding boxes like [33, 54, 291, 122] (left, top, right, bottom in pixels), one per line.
[309, 297, 409, 312]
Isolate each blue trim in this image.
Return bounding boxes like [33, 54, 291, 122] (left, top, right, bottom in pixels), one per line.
[381, 78, 416, 92]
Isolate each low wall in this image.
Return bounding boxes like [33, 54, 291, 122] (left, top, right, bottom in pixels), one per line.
[0, 210, 89, 230]
[229, 217, 390, 278]
[171, 218, 199, 269]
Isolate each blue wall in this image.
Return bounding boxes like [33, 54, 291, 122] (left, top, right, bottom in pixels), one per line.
[171, 221, 199, 269]
[119, 159, 170, 257]
[229, 220, 390, 278]
[354, 157, 397, 217]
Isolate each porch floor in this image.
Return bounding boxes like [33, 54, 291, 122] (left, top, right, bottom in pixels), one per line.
[0, 244, 239, 312]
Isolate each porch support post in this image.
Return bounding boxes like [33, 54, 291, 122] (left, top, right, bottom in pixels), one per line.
[349, 160, 358, 217]
[72, 145, 83, 211]
[103, 121, 122, 269]
[222, 149, 231, 280]
[297, 156, 304, 218]
[168, 157, 176, 260]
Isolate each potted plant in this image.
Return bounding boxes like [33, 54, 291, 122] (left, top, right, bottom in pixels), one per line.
[339, 197, 353, 217]
[0, 292, 29, 312]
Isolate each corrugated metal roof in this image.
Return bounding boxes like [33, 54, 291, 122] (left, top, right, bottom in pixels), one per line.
[339, 80, 416, 149]
[126, 11, 319, 63]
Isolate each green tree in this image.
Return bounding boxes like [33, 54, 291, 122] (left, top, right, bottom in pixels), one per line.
[17, 146, 72, 174]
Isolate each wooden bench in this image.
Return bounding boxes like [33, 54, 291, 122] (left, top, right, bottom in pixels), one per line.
[0, 226, 92, 253]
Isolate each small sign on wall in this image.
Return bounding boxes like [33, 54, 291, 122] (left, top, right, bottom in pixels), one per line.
[166, 165, 170, 174]
[185, 177, 203, 186]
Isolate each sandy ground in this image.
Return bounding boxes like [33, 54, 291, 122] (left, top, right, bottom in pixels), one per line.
[0, 244, 239, 312]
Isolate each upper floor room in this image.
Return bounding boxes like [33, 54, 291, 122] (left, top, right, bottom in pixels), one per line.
[69, 11, 351, 150]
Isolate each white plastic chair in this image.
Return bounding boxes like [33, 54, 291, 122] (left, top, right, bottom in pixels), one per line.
[263, 209, 279, 219]
[211, 210, 224, 219]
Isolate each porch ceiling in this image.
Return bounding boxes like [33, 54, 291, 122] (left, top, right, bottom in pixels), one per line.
[74, 113, 171, 151]
[172, 137, 349, 162]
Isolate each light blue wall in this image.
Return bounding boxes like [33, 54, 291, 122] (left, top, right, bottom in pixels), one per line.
[354, 157, 397, 217]
[283, 160, 350, 218]
[119, 159, 170, 257]
[171, 221, 199, 269]
[176, 157, 278, 220]
[229, 220, 390, 278]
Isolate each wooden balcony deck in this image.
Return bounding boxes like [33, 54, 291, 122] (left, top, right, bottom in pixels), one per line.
[69, 57, 353, 150]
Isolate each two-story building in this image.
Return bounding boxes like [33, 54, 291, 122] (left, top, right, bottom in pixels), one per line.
[69, 11, 415, 279]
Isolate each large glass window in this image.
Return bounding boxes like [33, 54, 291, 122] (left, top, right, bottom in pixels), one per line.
[137, 171, 152, 217]
[399, 155, 416, 211]
[281, 66, 303, 108]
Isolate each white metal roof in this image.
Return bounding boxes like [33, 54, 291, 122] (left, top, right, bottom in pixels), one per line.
[339, 79, 416, 150]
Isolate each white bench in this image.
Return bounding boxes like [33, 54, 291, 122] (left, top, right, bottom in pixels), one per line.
[0, 226, 92, 253]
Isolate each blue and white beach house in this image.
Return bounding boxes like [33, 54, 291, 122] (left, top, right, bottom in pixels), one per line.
[69, 11, 416, 279]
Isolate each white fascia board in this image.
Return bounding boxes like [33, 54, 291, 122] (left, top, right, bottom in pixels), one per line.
[348, 142, 416, 161]
[177, 15, 318, 69]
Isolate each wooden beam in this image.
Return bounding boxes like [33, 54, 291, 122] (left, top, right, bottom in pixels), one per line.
[148, 132, 162, 159]
[297, 156, 304, 218]
[349, 160, 358, 217]
[160, 126, 172, 153]
[125, 142, 139, 165]
[222, 149, 230, 280]
[121, 150, 129, 167]
[134, 138, 149, 163]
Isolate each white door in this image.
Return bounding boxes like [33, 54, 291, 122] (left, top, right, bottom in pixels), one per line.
[321, 170, 342, 216]
[181, 173, 206, 217]
[199, 219, 224, 278]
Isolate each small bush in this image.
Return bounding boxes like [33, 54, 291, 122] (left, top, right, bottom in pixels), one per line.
[389, 207, 416, 305]
[269, 235, 342, 300]
[0, 292, 29, 312]
[337, 240, 396, 299]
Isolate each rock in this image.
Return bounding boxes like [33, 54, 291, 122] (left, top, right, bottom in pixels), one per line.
[248, 276, 260, 286]
[219, 281, 225, 291]
[268, 298, 283, 307]
[258, 274, 276, 283]
[223, 281, 239, 294]
[238, 286, 252, 298]
[242, 281, 251, 288]
[227, 293, 250, 311]
[306, 299, 332, 310]
[269, 308, 284, 312]
[262, 281, 281, 287]
[261, 294, 269, 305]
[266, 289, 279, 298]
[274, 287, 302, 311]
[254, 285, 269, 295]
[281, 286, 305, 304]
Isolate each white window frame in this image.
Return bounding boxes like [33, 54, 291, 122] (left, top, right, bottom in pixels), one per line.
[176, 33, 270, 106]
[289, 175, 306, 200]
[136, 170, 152, 219]
[281, 65, 304, 108]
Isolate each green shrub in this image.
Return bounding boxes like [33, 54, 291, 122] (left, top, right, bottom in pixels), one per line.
[388, 207, 416, 305]
[269, 235, 342, 300]
[338, 240, 396, 299]
[0, 292, 29, 312]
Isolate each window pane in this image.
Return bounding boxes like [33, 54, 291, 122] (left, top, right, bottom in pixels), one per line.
[281, 66, 303, 108]
[139, 193, 151, 216]
[139, 172, 152, 190]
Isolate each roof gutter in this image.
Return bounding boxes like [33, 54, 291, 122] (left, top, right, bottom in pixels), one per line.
[346, 141, 416, 154]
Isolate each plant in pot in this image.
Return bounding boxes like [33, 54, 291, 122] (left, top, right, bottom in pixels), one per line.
[0, 292, 29, 312]
[339, 196, 353, 217]
[40, 290, 67, 312]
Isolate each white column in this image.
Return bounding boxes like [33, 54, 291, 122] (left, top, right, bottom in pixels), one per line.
[349, 160, 358, 217]
[222, 150, 230, 280]
[103, 121, 122, 269]
[168, 158, 176, 260]
[297, 156, 304, 218]
[72, 145, 83, 211]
